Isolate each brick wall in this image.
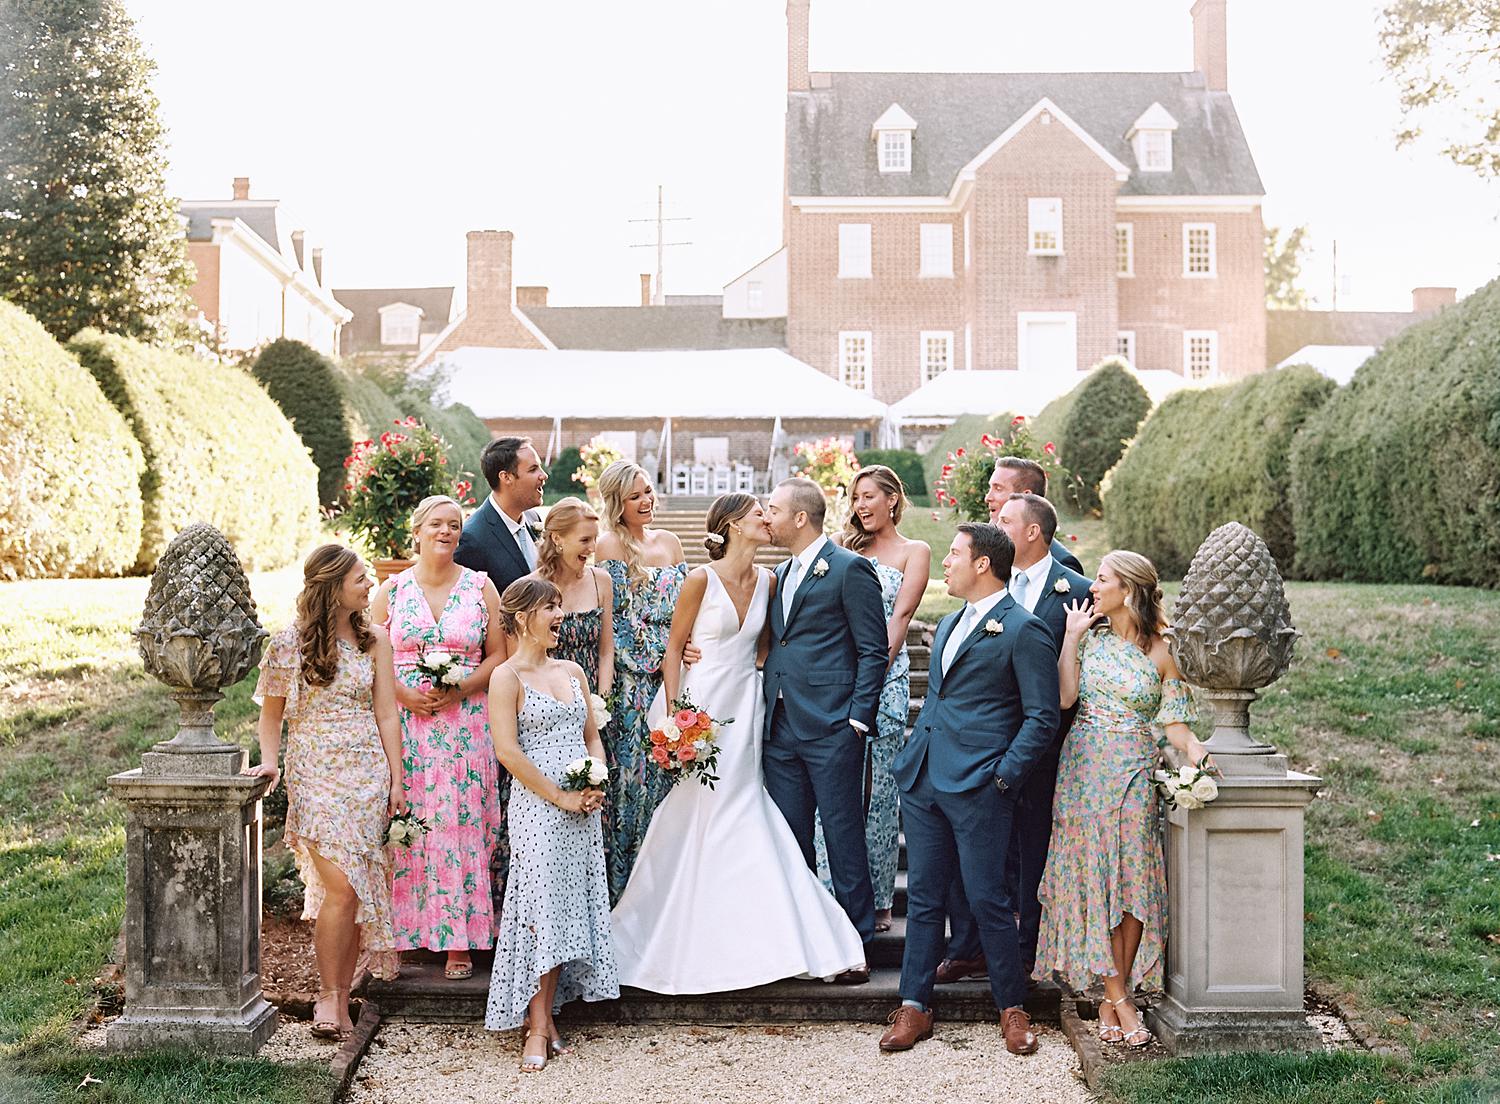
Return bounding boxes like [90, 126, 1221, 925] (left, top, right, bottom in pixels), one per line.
[186, 242, 220, 323]
[430, 230, 546, 355]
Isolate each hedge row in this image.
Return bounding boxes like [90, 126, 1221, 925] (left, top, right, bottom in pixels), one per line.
[1061, 360, 1152, 512]
[70, 330, 320, 572]
[855, 448, 928, 504]
[918, 412, 1015, 498]
[0, 300, 144, 579]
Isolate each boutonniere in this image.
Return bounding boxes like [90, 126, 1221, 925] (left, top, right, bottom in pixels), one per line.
[812, 559, 829, 578]
[525, 521, 543, 542]
[1053, 577, 1071, 594]
[984, 619, 1004, 636]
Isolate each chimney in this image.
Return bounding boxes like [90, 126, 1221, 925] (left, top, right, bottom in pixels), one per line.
[232, 176, 250, 200]
[1191, 0, 1228, 92]
[640, 273, 653, 307]
[787, 0, 810, 92]
[466, 230, 515, 319]
[311, 247, 324, 286]
[516, 286, 549, 308]
[1411, 286, 1456, 313]
[290, 229, 305, 270]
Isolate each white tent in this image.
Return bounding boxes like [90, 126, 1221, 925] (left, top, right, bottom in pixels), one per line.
[1275, 345, 1374, 386]
[891, 366, 1202, 423]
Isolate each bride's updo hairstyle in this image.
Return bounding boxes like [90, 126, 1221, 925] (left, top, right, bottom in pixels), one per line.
[702, 492, 758, 560]
[497, 577, 562, 640]
[597, 459, 652, 588]
[1100, 549, 1167, 650]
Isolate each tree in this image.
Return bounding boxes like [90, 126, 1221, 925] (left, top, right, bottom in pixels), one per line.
[1380, 1, 1500, 180]
[1265, 224, 1311, 310]
[0, 0, 193, 344]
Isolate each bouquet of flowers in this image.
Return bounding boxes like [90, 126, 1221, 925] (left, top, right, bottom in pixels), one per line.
[562, 756, 609, 792]
[589, 692, 612, 732]
[643, 691, 729, 790]
[384, 809, 430, 847]
[1155, 761, 1220, 810]
[415, 648, 465, 689]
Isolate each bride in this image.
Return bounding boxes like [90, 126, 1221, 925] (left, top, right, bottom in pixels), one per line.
[610, 493, 865, 993]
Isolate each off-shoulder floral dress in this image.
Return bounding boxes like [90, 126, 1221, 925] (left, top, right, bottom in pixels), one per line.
[254, 628, 399, 980]
[1033, 626, 1196, 991]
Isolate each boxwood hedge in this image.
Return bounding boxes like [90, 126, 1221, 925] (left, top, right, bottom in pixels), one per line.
[856, 448, 928, 504]
[1061, 359, 1152, 512]
[0, 300, 144, 579]
[69, 330, 320, 572]
[252, 339, 358, 506]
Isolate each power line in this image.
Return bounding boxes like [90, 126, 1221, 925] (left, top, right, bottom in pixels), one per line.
[628, 185, 691, 305]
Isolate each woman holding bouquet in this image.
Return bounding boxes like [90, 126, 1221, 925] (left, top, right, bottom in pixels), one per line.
[248, 544, 404, 1040]
[527, 496, 614, 696]
[373, 494, 506, 981]
[1033, 550, 1209, 1048]
[485, 578, 617, 1071]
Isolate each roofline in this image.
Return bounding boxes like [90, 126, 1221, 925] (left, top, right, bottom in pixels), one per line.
[723, 245, 787, 288]
[205, 217, 351, 322]
[791, 192, 1261, 214]
[1116, 194, 1262, 209]
[512, 304, 559, 350]
[955, 97, 1131, 183]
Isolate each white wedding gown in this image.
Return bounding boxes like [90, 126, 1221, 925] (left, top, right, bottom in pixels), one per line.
[610, 566, 865, 993]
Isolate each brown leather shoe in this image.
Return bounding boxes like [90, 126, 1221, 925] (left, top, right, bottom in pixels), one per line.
[834, 965, 871, 985]
[934, 955, 987, 984]
[879, 1006, 934, 1052]
[1001, 1006, 1039, 1055]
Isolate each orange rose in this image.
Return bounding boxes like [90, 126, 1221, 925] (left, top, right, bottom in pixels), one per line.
[649, 730, 667, 746]
[696, 711, 711, 728]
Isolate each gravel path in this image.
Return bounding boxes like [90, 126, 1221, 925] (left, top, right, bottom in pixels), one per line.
[347, 1021, 1098, 1104]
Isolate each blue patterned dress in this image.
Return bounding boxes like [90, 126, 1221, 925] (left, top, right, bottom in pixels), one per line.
[814, 558, 909, 912]
[601, 558, 687, 904]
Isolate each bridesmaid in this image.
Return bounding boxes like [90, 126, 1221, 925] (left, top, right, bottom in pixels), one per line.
[485, 578, 618, 1072]
[528, 496, 615, 696]
[594, 459, 690, 903]
[1034, 550, 1209, 1048]
[374, 494, 506, 981]
[249, 544, 404, 1040]
[815, 465, 929, 932]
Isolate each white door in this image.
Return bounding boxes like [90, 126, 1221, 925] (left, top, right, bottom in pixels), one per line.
[596, 430, 637, 460]
[1017, 312, 1078, 374]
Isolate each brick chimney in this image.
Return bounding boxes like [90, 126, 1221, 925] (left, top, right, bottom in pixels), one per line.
[640, 273, 653, 307]
[788, 0, 810, 92]
[466, 230, 515, 319]
[311, 247, 324, 286]
[1191, 0, 1228, 92]
[1412, 286, 1456, 313]
[290, 229, 305, 270]
[232, 176, 250, 200]
[516, 286, 549, 308]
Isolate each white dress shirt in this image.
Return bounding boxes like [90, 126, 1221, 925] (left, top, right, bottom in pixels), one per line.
[492, 493, 537, 570]
[940, 587, 1008, 676]
[1009, 553, 1053, 614]
[780, 535, 828, 623]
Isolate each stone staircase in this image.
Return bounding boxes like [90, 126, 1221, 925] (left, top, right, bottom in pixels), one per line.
[654, 506, 788, 568]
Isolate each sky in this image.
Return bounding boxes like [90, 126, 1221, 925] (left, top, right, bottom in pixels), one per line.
[131, 0, 1499, 312]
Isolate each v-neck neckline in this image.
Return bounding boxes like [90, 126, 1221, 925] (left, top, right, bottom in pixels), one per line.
[415, 569, 462, 629]
[706, 566, 758, 632]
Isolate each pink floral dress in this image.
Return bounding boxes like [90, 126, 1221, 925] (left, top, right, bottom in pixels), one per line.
[386, 566, 503, 951]
[1033, 626, 1195, 991]
[254, 628, 399, 979]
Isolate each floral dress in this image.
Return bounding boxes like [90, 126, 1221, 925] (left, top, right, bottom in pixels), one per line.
[601, 558, 687, 904]
[387, 566, 504, 951]
[550, 575, 605, 691]
[814, 558, 909, 911]
[1033, 626, 1196, 991]
[254, 628, 399, 980]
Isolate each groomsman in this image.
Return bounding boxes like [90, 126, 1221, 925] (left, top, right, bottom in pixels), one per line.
[880, 524, 1059, 1056]
[934, 493, 1091, 986]
[455, 437, 548, 591]
[984, 457, 1083, 574]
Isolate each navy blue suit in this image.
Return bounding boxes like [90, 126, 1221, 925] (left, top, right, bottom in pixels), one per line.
[762, 538, 888, 943]
[946, 559, 1092, 974]
[1049, 537, 1084, 575]
[894, 593, 1060, 1012]
[453, 497, 538, 595]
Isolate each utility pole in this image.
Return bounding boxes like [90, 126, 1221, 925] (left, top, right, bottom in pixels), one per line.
[629, 185, 691, 305]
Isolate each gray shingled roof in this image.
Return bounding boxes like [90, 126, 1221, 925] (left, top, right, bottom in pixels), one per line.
[1265, 309, 1436, 367]
[333, 287, 455, 356]
[518, 305, 786, 351]
[788, 71, 1263, 198]
[180, 203, 286, 253]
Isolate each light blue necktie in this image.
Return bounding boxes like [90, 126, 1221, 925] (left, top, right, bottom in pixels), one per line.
[781, 556, 801, 623]
[1011, 568, 1029, 610]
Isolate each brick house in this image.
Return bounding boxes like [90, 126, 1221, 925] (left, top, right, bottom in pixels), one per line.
[779, 0, 1267, 404]
[332, 286, 455, 359]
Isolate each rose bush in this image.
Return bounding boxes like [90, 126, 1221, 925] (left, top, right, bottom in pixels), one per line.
[933, 416, 1077, 522]
[340, 417, 476, 560]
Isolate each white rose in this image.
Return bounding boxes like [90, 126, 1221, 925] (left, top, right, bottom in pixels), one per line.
[425, 651, 453, 667]
[1177, 763, 1197, 784]
[441, 668, 464, 685]
[660, 721, 681, 744]
[693, 739, 707, 751]
[590, 693, 611, 730]
[1190, 776, 1219, 803]
[566, 756, 589, 776]
[1176, 792, 1204, 811]
[587, 757, 609, 786]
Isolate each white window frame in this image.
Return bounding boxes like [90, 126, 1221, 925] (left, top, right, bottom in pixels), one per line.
[746, 280, 764, 310]
[1183, 222, 1217, 278]
[878, 130, 911, 174]
[1116, 330, 1136, 366]
[919, 223, 953, 278]
[920, 330, 953, 382]
[1016, 311, 1079, 374]
[379, 305, 421, 346]
[1116, 223, 1134, 277]
[839, 330, 873, 391]
[1183, 330, 1218, 380]
[1028, 197, 1063, 256]
[1135, 129, 1172, 172]
[963, 211, 972, 270]
[838, 223, 872, 279]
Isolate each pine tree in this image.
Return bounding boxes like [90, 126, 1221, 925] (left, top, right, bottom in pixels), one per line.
[0, 0, 193, 344]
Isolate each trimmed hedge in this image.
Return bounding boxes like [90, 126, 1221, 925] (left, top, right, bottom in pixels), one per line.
[1103, 366, 1334, 578]
[547, 446, 584, 493]
[919, 412, 1016, 498]
[69, 330, 320, 572]
[409, 398, 490, 484]
[252, 339, 356, 506]
[856, 448, 928, 504]
[0, 300, 144, 579]
[1061, 359, 1152, 512]
[1291, 277, 1500, 586]
[342, 369, 404, 443]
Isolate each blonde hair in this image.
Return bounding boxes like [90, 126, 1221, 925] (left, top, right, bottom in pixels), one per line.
[1100, 549, 1166, 649]
[296, 544, 375, 687]
[537, 496, 598, 581]
[497, 577, 562, 638]
[598, 459, 651, 589]
[410, 494, 464, 557]
[840, 465, 907, 555]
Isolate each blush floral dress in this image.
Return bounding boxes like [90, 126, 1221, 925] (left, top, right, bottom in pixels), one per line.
[387, 566, 504, 951]
[1033, 626, 1196, 991]
[254, 628, 399, 980]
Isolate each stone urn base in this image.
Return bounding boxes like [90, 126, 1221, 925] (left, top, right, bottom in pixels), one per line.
[373, 557, 413, 583]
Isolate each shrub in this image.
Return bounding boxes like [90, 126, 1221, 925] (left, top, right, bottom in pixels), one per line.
[1290, 277, 1500, 586]
[855, 448, 928, 504]
[69, 330, 320, 573]
[1103, 366, 1334, 578]
[1061, 359, 1153, 512]
[574, 436, 627, 498]
[341, 419, 475, 560]
[934, 416, 1074, 522]
[407, 398, 489, 484]
[342, 368, 404, 442]
[919, 412, 1015, 497]
[0, 300, 143, 579]
[547, 446, 584, 493]
[251, 339, 356, 507]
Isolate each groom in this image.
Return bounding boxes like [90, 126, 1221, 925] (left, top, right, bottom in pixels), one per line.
[763, 477, 889, 974]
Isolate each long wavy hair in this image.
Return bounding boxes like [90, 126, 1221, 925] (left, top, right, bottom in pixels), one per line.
[598, 459, 651, 589]
[296, 544, 375, 688]
[1100, 549, 1166, 650]
[839, 465, 907, 555]
[537, 496, 598, 581]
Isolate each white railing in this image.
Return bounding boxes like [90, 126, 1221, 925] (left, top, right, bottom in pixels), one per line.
[669, 463, 756, 496]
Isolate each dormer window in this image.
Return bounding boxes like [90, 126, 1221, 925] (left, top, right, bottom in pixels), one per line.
[379, 302, 422, 346]
[872, 103, 917, 174]
[1128, 102, 1178, 173]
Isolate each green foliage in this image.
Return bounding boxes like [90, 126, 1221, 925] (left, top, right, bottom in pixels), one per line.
[251, 339, 355, 506]
[855, 448, 927, 504]
[1290, 277, 1500, 586]
[1026, 391, 1077, 470]
[341, 367, 404, 442]
[405, 398, 488, 485]
[0, 300, 144, 579]
[1060, 358, 1152, 512]
[547, 446, 584, 493]
[68, 330, 320, 572]
[1104, 366, 1334, 578]
[1266, 223, 1312, 309]
[934, 416, 1074, 522]
[341, 419, 473, 560]
[919, 412, 1015, 497]
[0, 0, 193, 344]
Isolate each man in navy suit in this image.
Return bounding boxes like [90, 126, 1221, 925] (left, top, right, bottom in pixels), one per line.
[763, 477, 889, 975]
[454, 437, 548, 593]
[935, 493, 1091, 986]
[880, 524, 1059, 1055]
[985, 456, 1083, 574]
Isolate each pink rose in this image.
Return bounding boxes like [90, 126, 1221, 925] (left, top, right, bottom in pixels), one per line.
[651, 746, 670, 766]
[677, 745, 697, 762]
[674, 709, 698, 730]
